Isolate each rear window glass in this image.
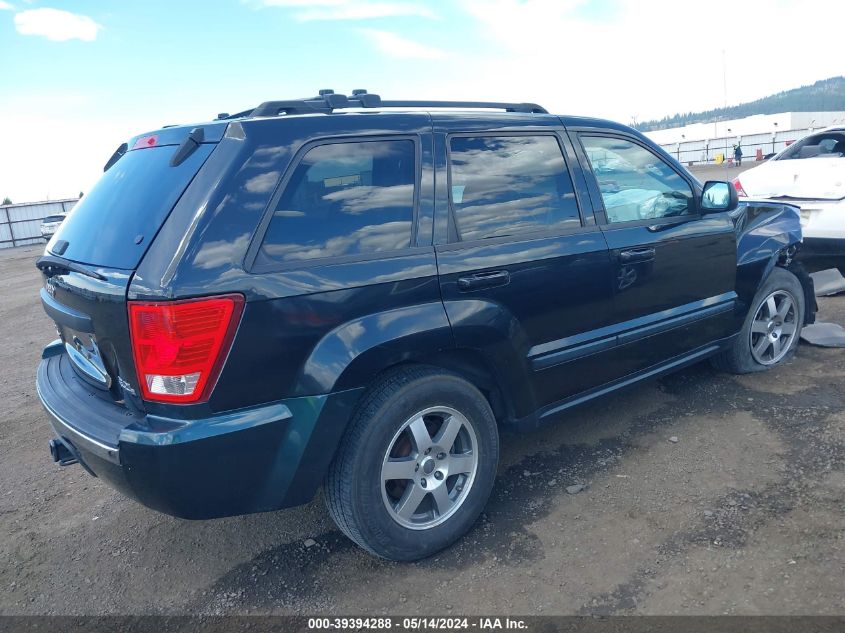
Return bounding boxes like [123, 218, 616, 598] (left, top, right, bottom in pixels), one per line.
[43, 215, 65, 222]
[256, 139, 416, 266]
[50, 144, 214, 269]
[778, 132, 845, 160]
[448, 135, 581, 241]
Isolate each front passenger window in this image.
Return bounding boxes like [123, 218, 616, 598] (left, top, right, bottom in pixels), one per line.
[581, 136, 694, 224]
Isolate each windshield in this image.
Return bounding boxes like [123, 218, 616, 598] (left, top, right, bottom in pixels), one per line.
[776, 131, 845, 161]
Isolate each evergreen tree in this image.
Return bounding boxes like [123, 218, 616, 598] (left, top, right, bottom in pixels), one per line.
[636, 77, 845, 132]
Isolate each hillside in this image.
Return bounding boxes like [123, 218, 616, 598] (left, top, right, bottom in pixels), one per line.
[636, 76, 845, 132]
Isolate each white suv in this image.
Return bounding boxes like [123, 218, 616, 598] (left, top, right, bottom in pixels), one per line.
[40, 214, 67, 241]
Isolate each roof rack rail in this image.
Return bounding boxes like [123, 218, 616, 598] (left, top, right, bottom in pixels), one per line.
[244, 90, 547, 118]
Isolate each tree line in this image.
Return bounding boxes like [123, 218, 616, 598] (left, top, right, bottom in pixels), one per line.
[635, 76, 845, 132]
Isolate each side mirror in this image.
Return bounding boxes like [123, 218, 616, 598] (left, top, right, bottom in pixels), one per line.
[701, 180, 739, 213]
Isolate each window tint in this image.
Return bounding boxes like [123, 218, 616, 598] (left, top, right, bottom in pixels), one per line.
[581, 136, 694, 224]
[257, 140, 415, 265]
[448, 135, 581, 241]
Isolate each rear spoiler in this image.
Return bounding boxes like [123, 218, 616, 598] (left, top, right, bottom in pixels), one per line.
[105, 122, 226, 172]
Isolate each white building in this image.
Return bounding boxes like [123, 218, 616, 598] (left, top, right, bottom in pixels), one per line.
[644, 111, 845, 166]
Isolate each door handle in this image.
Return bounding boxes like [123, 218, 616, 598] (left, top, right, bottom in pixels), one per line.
[618, 247, 656, 263]
[457, 270, 510, 291]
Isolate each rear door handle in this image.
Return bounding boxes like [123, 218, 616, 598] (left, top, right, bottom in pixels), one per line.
[457, 270, 510, 291]
[618, 247, 656, 263]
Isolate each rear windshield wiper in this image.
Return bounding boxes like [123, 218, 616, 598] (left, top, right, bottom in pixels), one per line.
[36, 255, 107, 281]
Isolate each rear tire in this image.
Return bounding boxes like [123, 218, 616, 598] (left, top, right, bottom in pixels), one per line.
[712, 267, 805, 374]
[325, 366, 499, 561]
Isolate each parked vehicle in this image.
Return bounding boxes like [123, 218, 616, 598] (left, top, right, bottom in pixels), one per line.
[36, 91, 815, 561]
[39, 213, 67, 241]
[734, 126, 845, 260]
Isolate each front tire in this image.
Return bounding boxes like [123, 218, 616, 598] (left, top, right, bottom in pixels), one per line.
[712, 267, 805, 374]
[325, 366, 499, 561]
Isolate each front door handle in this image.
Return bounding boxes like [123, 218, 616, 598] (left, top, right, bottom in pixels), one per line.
[457, 270, 510, 291]
[618, 247, 656, 263]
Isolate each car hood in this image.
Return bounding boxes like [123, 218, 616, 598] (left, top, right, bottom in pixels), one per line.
[739, 157, 845, 201]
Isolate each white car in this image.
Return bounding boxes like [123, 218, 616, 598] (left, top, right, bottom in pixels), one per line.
[733, 126, 845, 258]
[39, 213, 67, 241]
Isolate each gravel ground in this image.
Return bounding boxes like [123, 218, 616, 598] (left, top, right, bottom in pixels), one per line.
[686, 162, 758, 183]
[0, 244, 843, 616]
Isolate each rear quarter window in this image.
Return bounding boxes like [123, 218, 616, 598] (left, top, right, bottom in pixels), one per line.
[255, 139, 416, 267]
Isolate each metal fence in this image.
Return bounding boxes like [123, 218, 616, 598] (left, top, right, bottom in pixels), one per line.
[0, 199, 79, 249]
[657, 127, 815, 167]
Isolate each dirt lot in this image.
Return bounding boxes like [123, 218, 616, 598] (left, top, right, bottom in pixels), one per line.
[0, 244, 843, 616]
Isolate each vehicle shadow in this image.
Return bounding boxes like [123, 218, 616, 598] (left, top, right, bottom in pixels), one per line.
[183, 361, 760, 613]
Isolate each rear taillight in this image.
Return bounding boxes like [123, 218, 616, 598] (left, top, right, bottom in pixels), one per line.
[732, 178, 748, 197]
[128, 294, 244, 403]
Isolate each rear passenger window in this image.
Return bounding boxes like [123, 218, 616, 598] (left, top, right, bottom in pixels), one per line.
[257, 139, 415, 265]
[448, 135, 581, 241]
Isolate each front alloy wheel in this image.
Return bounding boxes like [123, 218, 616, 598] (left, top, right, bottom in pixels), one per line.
[749, 289, 798, 365]
[712, 267, 805, 374]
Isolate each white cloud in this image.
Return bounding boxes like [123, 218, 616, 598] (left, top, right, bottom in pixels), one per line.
[297, 3, 435, 21]
[0, 2, 14, 11]
[250, 0, 435, 21]
[251, 0, 345, 6]
[440, 0, 845, 123]
[0, 91, 171, 204]
[14, 8, 100, 42]
[360, 28, 447, 59]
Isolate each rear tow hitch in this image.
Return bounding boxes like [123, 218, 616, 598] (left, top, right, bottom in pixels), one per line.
[49, 438, 78, 466]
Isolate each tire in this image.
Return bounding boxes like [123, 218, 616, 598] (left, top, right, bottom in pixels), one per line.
[712, 267, 805, 374]
[325, 366, 499, 561]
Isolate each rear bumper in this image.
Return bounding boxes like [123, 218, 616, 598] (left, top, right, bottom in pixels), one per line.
[799, 237, 845, 259]
[764, 197, 845, 241]
[37, 351, 362, 519]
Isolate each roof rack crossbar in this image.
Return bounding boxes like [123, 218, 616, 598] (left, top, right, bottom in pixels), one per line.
[245, 91, 547, 118]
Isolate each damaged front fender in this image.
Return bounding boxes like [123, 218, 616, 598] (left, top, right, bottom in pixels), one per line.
[732, 200, 816, 324]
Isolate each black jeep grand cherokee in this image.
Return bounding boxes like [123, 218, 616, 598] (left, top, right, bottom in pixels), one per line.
[36, 90, 814, 561]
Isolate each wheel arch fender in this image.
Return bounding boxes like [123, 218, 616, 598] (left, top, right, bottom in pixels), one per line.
[296, 301, 455, 396]
[440, 298, 538, 420]
[399, 347, 527, 425]
[734, 201, 804, 314]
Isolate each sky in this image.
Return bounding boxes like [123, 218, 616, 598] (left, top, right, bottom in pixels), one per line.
[0, 0, 843, 203]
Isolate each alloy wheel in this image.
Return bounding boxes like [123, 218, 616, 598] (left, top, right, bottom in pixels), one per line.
[749, 289, 798, 365]
[380, 406, 479, 530]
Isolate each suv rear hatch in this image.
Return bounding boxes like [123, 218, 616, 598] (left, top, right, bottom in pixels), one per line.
[38, 123, 225, 427]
